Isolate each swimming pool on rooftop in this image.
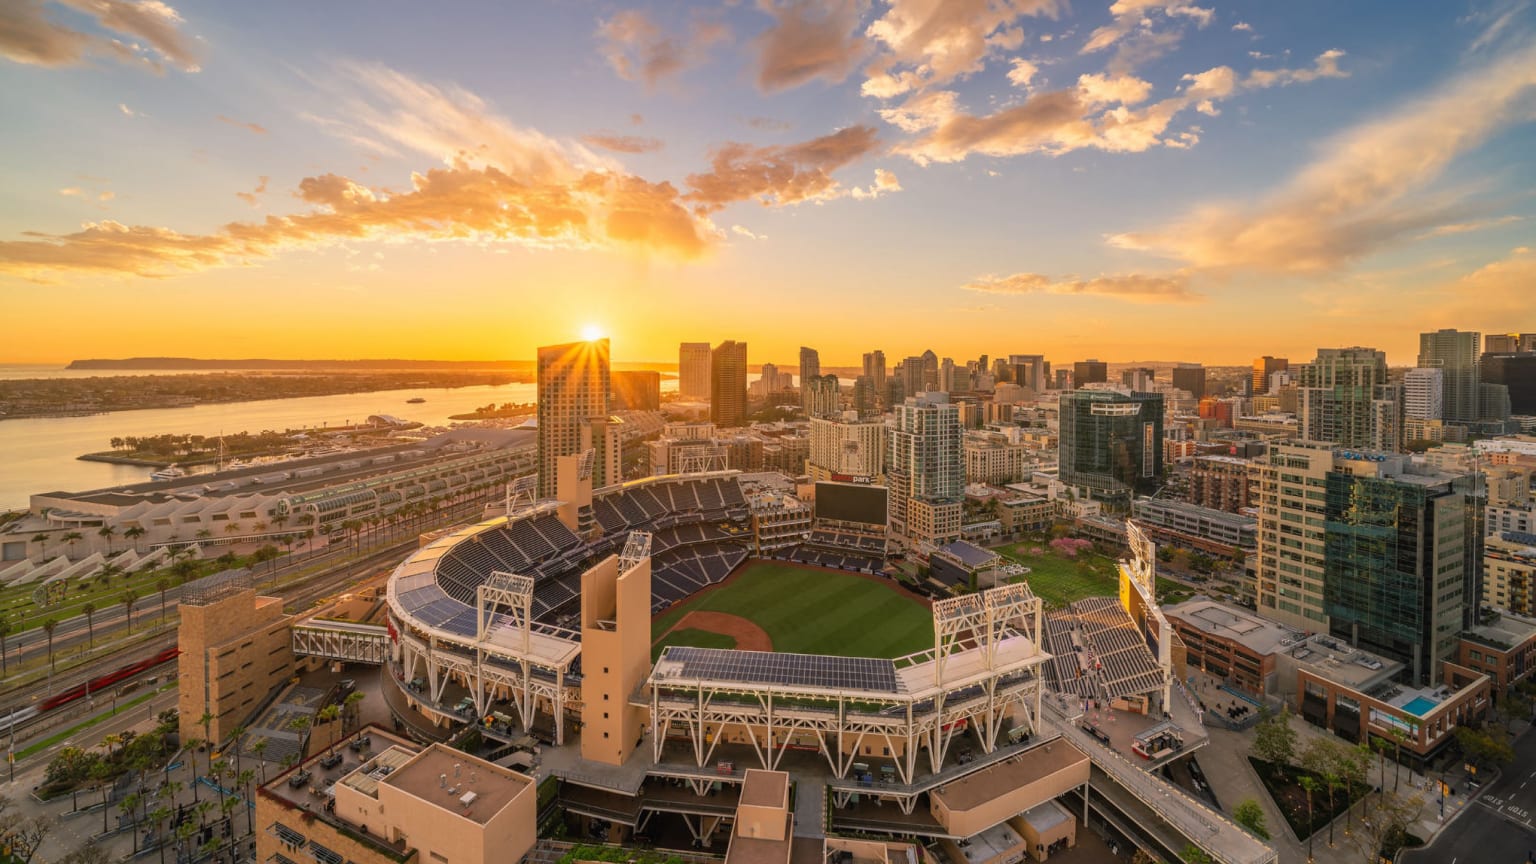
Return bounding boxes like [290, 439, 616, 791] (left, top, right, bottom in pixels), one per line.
[1402, 695, 1439, 716]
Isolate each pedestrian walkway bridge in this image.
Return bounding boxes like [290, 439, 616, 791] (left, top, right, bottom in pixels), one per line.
[291, 618, 390, 664]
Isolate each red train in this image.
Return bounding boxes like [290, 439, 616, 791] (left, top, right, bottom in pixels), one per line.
[37, 645, 181, 712]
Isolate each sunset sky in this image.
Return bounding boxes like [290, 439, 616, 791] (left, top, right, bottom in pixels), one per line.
[2, 0, 1533, 367]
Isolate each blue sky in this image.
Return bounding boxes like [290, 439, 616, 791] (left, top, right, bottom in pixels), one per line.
[1, 0, 1533, 366]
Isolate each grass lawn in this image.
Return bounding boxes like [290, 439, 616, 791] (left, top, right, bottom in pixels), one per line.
[650, 628, 736, 660]
[994, 542, 1192, 608]
[652, 561, 933, 659]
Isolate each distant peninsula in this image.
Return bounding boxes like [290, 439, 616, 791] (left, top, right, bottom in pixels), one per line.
[67, 357, 532, 371]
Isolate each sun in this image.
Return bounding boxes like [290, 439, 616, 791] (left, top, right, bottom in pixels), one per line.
[580, 323, 605, 341]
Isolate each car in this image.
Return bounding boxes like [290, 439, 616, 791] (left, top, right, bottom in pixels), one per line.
[320, 752, 343, 769]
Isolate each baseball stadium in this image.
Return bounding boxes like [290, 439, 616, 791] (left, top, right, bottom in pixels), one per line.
[243, 455, 1273, 864]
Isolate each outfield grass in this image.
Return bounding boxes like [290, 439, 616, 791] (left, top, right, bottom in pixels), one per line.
[652, 561, 933, 659]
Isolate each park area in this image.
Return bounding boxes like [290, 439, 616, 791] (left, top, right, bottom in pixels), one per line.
[993, 539, 1189, 609]
[651, 561, 934, 660]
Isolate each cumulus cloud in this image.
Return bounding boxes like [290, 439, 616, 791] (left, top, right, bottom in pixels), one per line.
[581, 133, 665, 154]
[850, 167, 902, 199]
[962, 270, 1198, 302]
[731, 224, 767, 240]
[0, 162, 713, 281]
[861, 0, 1060, 99]
[684, 125, 882, 212]
[1082, 0, 1213, 53]
[1108, 45, 1536, 273]
[1231, 21, 1252, 32]
[118, 102, 137, 117]
[217, 115, 268, 135]
[893, 50, 1346, 163]
[1006, 58, 1039, 89]
[753, 0, 867, 92]
[234, 176, 268, 207]
[597, 9, 729, 88]
[0, 0, 199, 72]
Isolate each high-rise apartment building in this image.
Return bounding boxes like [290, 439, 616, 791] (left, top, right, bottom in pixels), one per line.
[862, 350, 887, 397]
[807, 415, 886, 482]
[1171, 363, 1206, 400]
[852, 375, 876, 416]
[901, 356, 926, 399]
[888, 394, 963, 549]
[711, 340, 748, 428]
[1402, 368, 1444, 420]
[804, 374, 840, 419]
[921, 350, 939, 392]
[1058, 388, 1164, 506]
[1072, 359, 1108, 389]
[679, 342, 711, 400]
[799, 346, 820, 385]
[1252, 356, 1288, 395]
[537, 339, 610, 499]
[1486, 333, 1536, 354]
[1322, 453, 1467, 684]
[1255, 442, 1470, 681]
[1418, 329, 1481, 423]
[1187, 455, 1252, 512]
[1121, 367, 1156, 391]
[940, 357, 957, 393]
[1296, 347, 1399, 451]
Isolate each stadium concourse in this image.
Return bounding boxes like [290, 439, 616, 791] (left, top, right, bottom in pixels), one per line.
[299, 459, 1277, 864]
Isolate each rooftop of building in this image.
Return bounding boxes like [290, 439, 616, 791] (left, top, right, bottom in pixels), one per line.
[1285, 634, 1402, 690]
[952, 822, 1024, 864]
[382, 742, 531, 825]
[1465, 610, 1536, 651]
[261, 727, 419, 813]
[1132, 498, 1257, 527]
[935, 540, 1000, 568]
[1163, 598, 1299, 656]
[740, 769, 789, 809]
[929, 740, 1088, 811]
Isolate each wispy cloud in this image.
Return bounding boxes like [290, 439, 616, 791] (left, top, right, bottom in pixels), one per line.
[234, 176, 269, 207]
[962, 270, 1199, 302]
[581, 133, 665, 154]
[217, 115, 268, 135]
[1108, 44, 1536, 272]
[0, 0, 200, 73]
[597, 9, 729, 88]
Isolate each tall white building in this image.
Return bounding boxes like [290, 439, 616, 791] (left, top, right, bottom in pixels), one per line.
[1403, 367, 1444, 420]
[807, 415, 886, 481]
[888, 394, 962, 549]
[679, 342, 711, 400]
[1418, 329, 1480, 423]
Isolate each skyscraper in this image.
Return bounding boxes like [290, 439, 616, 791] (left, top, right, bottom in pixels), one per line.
[537, 339, 610, 499]
[1322, 454, 1467, 684]
[888, 394, 963, 548]
[1121, 367, 1155, 390]
[862, 350, 887, 395]
[679, 342, 711, 400]
[1402, 368, 1443, 420]
[921, 350, 939, 392]
[1486, 333, 1536, 354]
[1296, 347, 1399, 450]
[1418, 329, 1480, 423]
[852, 375, 876, 416]
[1252, 356, 1288, 395]
[711, 340, 747, 427]
[1009, 355, 1046, 392]
[901, 355, 925, 399]
[1058, 388, 1164, 506]
[1482, 353, 1536, 414]
[1171, 363, 1206, 400]
[804, 374, 840, 419]
[799, 347, 820, 387]
[1073, 359, 1107, 389]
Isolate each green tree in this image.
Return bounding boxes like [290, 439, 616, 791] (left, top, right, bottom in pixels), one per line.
[120, 589, 138, 632]
[0, 616, 12, 677]
[97, 524, 116, 554]
[344, 690, 367, 731]
[1180, 844, 1213, 864]
[1251, 706, 1297, 766]
[156, 577, 171, 623]
[123, 525, 146, 553]
[318, 704, 341, 753]
[42, 617, 59, 670]
[1233, 798, 1269, 840]
[251, 737, 269, 783]
[62, 530, 83, 558]
[32, 532, 50, 558]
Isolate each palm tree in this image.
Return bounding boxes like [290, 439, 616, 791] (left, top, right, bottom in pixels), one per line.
[149, 805, 171, 864]
[156, 578, 171, 622]
[344, 691, 366, 731]
[250, 737, 269, 783]
[120, 791, 142, 852]
[120, 589, 138, 633]
[171, 558, 199, 585]
[1389, 725, 1411, 793]
[317, 704, 341, 754]
[173, 820, 197, 861]
[195, 798, 214, 827]
[199, 711, 215, 747]
[1321, 759, 1341, 848]
[82, 602, 97, 649]
[42, 617, 59, 670]
[124, 525, 146, 553]
[228, 725, 247, 774]
[97, 524, 117, 554]
[185, 737, 203, 802]
[32, 532, 49, 557]
[237, 768, 256, 835]
[194, 528, 212, 542]
[1298, 775, 1319, 863]
[62, 530, 84, 559]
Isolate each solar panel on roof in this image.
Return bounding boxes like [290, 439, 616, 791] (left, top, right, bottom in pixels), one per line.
[664, 647, 899, 692]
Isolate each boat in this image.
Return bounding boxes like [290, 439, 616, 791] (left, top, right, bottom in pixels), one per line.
[406, 397, 427, 404]
[150, 464, 187, 481]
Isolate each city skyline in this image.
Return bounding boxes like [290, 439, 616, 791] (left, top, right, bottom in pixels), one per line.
[2, 1, 1534, 365]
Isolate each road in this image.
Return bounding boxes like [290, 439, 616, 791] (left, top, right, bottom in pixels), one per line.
[1404, 727, 1536, 864]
